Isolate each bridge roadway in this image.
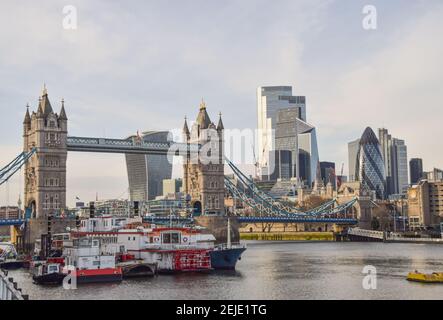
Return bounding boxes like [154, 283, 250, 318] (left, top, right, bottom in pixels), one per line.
[66, 136, 199, 155]
[0, 216, 358, 227]
[0, 219, 25, 227]
[143, 216, 358, 225]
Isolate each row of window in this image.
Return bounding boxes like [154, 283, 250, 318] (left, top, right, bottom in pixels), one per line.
[45, 178, 60, 187]
[45, 158, 60, 167]
[45, 132, 61, 141]
[43, 200, 60, 210]
[207, 196, 220, 209]
[208, 180, 220, 189]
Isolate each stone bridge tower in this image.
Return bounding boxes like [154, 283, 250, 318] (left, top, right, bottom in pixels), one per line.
[183, 101, 225, 215]
[23, 86, 68, 219]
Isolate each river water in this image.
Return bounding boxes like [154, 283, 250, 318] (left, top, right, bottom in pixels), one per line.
[8, 241, 443, 300]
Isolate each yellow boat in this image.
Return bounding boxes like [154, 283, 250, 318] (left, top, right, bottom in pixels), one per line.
[407, 271, 443, 283]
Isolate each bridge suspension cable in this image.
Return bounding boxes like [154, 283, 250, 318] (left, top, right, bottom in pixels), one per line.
[225, 157, 301, 213]
[0, 148, 36, 186]
[224, 157, 357, 219]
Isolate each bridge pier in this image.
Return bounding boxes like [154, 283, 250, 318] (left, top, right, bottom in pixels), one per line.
[22, 217, 76, 253]
[194, 216, 240, 244]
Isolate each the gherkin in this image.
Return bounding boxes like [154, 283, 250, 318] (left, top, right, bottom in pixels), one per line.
[356, 127, 386, 199]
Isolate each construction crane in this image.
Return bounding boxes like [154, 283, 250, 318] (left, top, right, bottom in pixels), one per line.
[337, 162, 344, 188]
[251, 143, 259, 180]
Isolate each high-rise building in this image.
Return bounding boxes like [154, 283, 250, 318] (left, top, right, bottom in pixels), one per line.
[125, 131, 172, 201]
[348, 138, 360, 182]
[356, 127, 386, 199]
[378, 128, 408, 195]
[261, 150, 293, 181]
[274, 108, 319, 186]
[257, 86, 319, 185]
[320, 162, 336, 188]
[378, 128, 393, 193]
[409, 158, 424, 184]
[391, 138, 408, 194]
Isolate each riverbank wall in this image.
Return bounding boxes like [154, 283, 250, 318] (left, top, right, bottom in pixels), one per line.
[240, 232, 334, 241]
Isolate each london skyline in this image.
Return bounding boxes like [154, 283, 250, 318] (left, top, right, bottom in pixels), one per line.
[1, 0, 442, 205]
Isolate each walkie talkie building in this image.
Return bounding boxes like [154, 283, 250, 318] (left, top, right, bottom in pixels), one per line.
[356, 127, 386, 199]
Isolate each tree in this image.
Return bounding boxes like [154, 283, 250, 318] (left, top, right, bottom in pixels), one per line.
[371, 217, 380, 230]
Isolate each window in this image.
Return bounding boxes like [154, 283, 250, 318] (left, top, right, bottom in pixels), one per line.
[162, 233, 171, 244]
[171, 233, 180, 244]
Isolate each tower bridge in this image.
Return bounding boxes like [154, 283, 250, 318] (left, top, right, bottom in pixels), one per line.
[66, 136, 199, 155]
[0, 87, 366, 250]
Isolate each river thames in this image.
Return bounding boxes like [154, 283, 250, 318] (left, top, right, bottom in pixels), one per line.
[8, 241, 443, 300]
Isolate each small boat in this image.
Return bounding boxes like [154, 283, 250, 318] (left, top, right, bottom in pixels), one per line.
[32, 262, 65, 285]
[63, 237, 123, 284]
[406, 271, 443, 283]
[0, 242, 25, 270]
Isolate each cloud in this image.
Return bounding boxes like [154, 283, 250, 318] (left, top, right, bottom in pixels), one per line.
[307, 3, 443, 174]
[0, 1, 442, 205]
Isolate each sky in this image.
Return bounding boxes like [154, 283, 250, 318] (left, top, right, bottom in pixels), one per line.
[0, 0, 442, 206]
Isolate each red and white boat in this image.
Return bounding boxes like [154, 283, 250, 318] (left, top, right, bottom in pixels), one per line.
[32, 236, 122, 285]
[72, 216, 216, 272]
[62, 237, 123, 283]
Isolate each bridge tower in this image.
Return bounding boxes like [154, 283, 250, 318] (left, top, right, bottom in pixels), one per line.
[23, 86, 68, 219]
[183, 101, 225, 215]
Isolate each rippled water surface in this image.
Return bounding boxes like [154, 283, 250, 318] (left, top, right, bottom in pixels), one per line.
[8, 241, 443, 300]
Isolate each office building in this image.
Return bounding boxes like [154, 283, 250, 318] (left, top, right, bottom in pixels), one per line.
[408, 180, 443, 228]
[125, 131, 172, 201]
[391, 138, 408, 194]
[378, 128, 408, 195]
[348, 138, 360, 182]
[261, 150, 293, 181]
[274, 108, 319, 185]
[257, 86, 318, 184]
[320, 162, 336, 188]
[409, 158, 424, 184]
[424, 168, 443, 182]
[356, 127, 386, 199]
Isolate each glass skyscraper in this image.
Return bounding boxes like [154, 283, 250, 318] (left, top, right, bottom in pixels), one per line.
[378, 128, 408, 195]
[356, 127, 386, 199]
[348, 138, 360, 182]
[409, 158, 424, 184]
[257, 86, 319, 185]
[125, 131, 172, 201]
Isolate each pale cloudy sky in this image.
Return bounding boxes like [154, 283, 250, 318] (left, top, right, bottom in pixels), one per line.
[0, 0, 442, 206]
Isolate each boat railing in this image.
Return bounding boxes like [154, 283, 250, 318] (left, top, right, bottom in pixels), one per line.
[142, 243, 214, 250]
[214, 242, 247, 250]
